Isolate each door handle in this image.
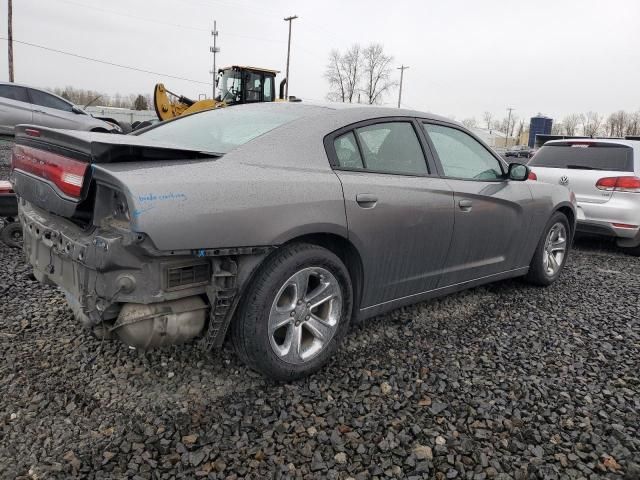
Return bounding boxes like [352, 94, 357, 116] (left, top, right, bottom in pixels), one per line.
[356, 193, 378, 208]
[458, 199, 473, 211]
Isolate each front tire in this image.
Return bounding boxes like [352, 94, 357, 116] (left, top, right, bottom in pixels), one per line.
[231, 243, 353, 381]
[525, 212, 570, 286]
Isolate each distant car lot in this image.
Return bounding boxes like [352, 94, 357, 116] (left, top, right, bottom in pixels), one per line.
[0, 82, 122, 134]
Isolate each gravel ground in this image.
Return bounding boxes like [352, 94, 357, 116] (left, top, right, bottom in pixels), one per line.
[1, 140, 639, 479]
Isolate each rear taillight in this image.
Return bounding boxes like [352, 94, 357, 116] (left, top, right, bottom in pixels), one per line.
[11, 145, 88, 198]
[595, 176, 640, 193]
[0, 180, 13, 194]
[527, 171, 537, 180]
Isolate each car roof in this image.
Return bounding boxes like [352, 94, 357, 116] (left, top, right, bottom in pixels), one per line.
[0, 81, 74, 105]
[227, 100, 456, 125]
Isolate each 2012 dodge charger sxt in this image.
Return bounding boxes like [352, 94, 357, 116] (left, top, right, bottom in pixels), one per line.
[10, 103, 576, 380]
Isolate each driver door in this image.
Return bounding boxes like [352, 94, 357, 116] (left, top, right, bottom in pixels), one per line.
[421, 122, 533, 286]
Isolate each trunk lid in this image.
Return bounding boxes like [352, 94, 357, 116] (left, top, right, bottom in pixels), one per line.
[10, 125, 219, 219]
[529, 141, 635, 204]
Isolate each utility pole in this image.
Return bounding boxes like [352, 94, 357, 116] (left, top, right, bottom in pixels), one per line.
[8, 0, 14, 82]
[505, 107, 514, 148]
[397, 65, 409, 108]
[209, 21, 219, 99]
[283, 15, 297, 100]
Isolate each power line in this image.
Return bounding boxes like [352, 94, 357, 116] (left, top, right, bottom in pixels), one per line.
[0, 37, 212, 85]
[46, 0, 286, 44]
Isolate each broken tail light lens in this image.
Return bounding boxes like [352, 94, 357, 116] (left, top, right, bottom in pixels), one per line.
[11, 145, 88, 199]
[596, 176, 640, 193]
[527, 171, 537, 180]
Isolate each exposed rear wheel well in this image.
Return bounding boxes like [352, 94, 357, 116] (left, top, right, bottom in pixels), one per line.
[282, 233, 364, 312]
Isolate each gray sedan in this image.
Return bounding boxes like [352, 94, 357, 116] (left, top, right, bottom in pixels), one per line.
[0, 82, 121, 135]
[12, 103, 576, 380]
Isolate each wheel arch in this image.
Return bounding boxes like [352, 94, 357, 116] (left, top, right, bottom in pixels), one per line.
[280, 232, 365, 314]
[555, 203, 576, 238]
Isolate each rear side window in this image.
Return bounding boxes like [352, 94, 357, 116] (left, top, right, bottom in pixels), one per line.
[530, 143, 634, 172]
[354, 122, 427, 175]
[29, 89, 74, 112]
[334, 132, 363, 168]
[0, 84, 29, 103]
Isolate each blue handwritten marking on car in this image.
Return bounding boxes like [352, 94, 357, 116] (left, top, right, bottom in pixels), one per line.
[138, 192, 187, 203]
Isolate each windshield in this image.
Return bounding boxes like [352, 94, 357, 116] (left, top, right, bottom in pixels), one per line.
[530, 143, 634, 171]
[138, 106, 307, 154]
[218, 70, 242, 104]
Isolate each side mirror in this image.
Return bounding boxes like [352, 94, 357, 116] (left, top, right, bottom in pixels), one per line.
[508, 163, 529, 181]
[71, 105, 84, 114]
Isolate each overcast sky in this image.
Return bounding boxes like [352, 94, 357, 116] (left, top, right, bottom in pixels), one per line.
[1, 0, 639, 123]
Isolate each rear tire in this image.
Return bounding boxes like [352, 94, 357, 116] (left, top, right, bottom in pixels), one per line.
[231, 243, 353, 381]
[525, 212, 571, 286]
[1, 222, 23, 248]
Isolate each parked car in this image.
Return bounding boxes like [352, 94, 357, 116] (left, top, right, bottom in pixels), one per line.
[11, 103, 576, 379]
[505, 145, 533, 158]
[0, 180, 21, 248]
[528, 139, 640, 255]
[0, 82, 122, 135]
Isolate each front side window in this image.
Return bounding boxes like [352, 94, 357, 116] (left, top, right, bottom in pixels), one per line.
[423, 123, 503, 180]
[29, 89, 73, 112]
[354, 122, 427, 175]
[0, 85, 29, 103]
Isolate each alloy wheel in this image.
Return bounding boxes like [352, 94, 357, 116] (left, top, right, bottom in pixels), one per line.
[542, 223, 567, 276]
[268, 267, 342, 365]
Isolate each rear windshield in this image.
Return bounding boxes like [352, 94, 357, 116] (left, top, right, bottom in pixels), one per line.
[530, 143, 634, 171]
[138, 105, 309, 154]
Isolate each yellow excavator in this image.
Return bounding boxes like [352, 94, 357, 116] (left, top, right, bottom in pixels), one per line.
[154, 65, 285, 121]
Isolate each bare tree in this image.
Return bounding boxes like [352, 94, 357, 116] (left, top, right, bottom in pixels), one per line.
[133, 94, 148, 110]
[343, 45, 362, 103]
[361, 43, 395, 105]
[627, 111, 640, 136]
[325, 49, 347, 102]
[563, 114, 580, 136]
[325, 45, 363, 103]
[551, 122, 564, 135]
[581, 111, 603, 137]
[516, 119, 525, 142]
[462, 117, 478, 128]
[483, 111, 493, 130]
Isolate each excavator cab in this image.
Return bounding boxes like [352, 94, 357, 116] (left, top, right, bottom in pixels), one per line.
[216, 66, 279, 105]
[153, 66, 282, 123]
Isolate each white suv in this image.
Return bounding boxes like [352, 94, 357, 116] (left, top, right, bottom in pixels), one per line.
[528, 139, 640, 255]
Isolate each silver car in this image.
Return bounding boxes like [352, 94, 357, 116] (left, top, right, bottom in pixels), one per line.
[11, 103, 576, 379]
[0, 82, 121, 135]
[529, 139, 640, 255]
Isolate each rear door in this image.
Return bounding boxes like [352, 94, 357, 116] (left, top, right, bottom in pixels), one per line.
[327, 119, 454, 307]
[0, 84, 32, 133]
[422, 122, 533, 286]
[529, 142, 635, 206]
[28, 89, 80, 129]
